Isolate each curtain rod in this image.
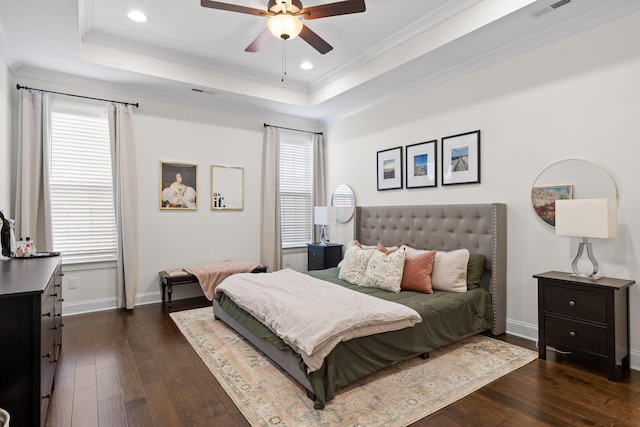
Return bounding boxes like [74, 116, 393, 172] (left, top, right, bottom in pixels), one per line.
[264, 123, 322, 135]
[16, 84, 139, 108]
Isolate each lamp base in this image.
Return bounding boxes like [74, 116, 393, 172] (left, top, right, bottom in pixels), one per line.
[570, 238, 600, 279]
[319, 225, 328, 245]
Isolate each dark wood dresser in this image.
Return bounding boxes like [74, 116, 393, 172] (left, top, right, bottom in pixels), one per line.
[0, 256, 63, 426]
[535, 270, 634, 381]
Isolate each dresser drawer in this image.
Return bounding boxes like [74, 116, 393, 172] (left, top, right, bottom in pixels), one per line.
[308, 245, 326, 267]
[545, 314, 607, 356]
[543, 283, 606, 323]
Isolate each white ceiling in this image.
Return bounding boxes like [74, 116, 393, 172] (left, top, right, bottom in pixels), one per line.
[1, 0, 639, 125]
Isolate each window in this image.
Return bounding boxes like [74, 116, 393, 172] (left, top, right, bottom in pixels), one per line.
[279, 131, 313, 248]
[49, 101, 117, 263]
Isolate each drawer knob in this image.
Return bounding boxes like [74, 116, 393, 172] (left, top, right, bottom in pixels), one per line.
[569, 331, 576, 338]
[568, 300, 576, 307]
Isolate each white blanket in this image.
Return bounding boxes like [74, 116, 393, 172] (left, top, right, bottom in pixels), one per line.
[215, 268, 422, 372]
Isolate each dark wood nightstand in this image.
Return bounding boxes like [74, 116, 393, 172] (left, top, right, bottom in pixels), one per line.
[307, 243, 343, 271]
[534, 271, 635, 381]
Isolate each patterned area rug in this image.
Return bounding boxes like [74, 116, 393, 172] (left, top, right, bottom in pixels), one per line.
[170, 307, 537, 427]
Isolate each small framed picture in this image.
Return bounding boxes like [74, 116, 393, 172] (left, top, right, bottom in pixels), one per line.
[211, 165, 244, 210]
[160, 161, 197, 210]
[377, 146, 403, 190]
[531, 185, 573, 227]
[406, 140, 437, 188]
[441, 130, 481, 186]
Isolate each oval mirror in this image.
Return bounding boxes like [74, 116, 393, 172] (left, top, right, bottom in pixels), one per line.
[531, 159, 618, 227]
[331, 184, 356, 223]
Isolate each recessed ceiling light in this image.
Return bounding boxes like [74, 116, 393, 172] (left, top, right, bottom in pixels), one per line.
[300, 61, 313, 70]
[127, 10, 148, 23]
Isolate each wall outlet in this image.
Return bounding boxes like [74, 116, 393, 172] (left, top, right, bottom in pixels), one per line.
[69, 277, 78, 289]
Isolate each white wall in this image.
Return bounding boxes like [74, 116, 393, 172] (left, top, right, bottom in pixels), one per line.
[0, 50, 11, 214]
[325, 11, 640, 368]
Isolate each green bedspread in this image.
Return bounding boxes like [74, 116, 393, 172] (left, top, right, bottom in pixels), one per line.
[214, 267, 492, 409]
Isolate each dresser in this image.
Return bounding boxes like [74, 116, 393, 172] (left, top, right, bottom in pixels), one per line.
[307, 243, 343, 271]
[534, 271, 634, 381]
[0, 256, 63, 426]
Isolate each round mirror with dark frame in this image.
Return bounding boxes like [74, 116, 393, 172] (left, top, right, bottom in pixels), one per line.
[331, 184, 355, 223]
[531, 158, 618, 228]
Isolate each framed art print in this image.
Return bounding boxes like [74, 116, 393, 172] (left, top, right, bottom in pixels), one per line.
[531, 185, 573, 227]
[211, 165, 244, 210]
[406, 140, 437, 188]
[160, 161, 198, 210]
[377, 146, 403, 190]
[441, 130, 480, 186]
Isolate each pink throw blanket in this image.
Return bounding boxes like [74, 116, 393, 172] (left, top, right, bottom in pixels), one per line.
[186, 260, 262, 300]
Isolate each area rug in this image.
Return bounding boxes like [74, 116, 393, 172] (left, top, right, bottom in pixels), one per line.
[170, 307, 537, 427]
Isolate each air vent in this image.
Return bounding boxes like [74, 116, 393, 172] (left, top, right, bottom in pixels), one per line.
[531, 0, 572, 18]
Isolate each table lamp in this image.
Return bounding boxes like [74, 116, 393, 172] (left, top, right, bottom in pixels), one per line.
[555, 198, 617, 279]
[314, 206, 336, 245]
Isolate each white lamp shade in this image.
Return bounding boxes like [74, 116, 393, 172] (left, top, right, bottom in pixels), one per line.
[314, 206, 336, 226]
[555, 198, 617, 238]
[267, 14, 303, 40]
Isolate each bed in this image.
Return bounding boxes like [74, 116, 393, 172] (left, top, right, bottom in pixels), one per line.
[213, 203, 507, 408]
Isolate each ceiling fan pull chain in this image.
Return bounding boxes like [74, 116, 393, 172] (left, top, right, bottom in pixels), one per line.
[281, 39, 288, 82]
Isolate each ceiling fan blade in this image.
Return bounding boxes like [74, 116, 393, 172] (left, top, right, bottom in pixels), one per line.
[301, 0, 366, 20]
[200, 0, 269, 16]
[245, 29, 272, 52]
[299, 25, 333, 54]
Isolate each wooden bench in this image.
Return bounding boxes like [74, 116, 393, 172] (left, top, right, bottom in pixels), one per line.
[159, 265, 267, 309]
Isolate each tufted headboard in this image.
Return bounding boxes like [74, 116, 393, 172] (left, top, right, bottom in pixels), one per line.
[354, 203, 507, 335]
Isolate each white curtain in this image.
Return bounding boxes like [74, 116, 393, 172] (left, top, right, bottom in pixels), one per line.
[261, 126, 282, 271]
[15, 90, 53, 251]
[312, 133, 326, 242]
[108, 104, 139, 309]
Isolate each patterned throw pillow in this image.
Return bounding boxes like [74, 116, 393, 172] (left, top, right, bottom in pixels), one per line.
[360, 248, 406, 293]
[338, 245, 375, 285]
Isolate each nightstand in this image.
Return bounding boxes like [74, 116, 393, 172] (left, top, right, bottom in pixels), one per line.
[307, 243, 343, 271]
[534, 271, 635, 381]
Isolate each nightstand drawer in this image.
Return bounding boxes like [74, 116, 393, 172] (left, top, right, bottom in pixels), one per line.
[545, 314, 607, 356]
[543, 283, 606, 323]
[307, 243, 343, 271]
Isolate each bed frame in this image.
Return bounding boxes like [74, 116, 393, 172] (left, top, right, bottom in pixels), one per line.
[213, 203, 507, 399]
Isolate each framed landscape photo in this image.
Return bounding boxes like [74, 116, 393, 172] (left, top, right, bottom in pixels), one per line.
[441, 130, 481, 186]
[406, 140, 437, 188]
[531, 185, 573, 227]
[377, 146, 403, 190]
[211, 165, 244, 210]
[160, 161, 198, 210]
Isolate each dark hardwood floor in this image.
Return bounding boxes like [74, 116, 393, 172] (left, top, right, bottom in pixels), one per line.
[46, 297, 640, 426]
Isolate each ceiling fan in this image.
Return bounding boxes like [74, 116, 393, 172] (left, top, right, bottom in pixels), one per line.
[200, 0, 366, 54]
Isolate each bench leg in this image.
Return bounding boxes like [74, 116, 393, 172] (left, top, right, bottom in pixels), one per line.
[168, 284, 173, 309]
[160, 279, 166, 303]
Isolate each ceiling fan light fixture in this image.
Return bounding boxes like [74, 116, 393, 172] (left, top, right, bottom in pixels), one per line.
[267, 14, 303, 40]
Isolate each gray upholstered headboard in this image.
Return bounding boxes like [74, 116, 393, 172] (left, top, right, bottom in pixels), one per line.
[354, 203, 507, 335]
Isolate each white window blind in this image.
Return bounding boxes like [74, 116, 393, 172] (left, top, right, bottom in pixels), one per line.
[279, 132, 313, 248]
[50, 103, 117, 262]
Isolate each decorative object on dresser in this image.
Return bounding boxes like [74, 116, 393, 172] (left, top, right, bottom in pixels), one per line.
[376, 146, 403, 190]
[0, 256, 63, 426]
[441, 130, 480, 186]
[313, 206, 335, 244]
[307, 242, 343, 271]
[534, 271, 635, 381]
[555, 198, 617, 279]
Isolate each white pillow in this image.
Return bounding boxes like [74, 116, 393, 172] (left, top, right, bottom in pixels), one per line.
[431, 249, 469, 292]
[338, 245, 375, 285]
[360, 248, 406, 293]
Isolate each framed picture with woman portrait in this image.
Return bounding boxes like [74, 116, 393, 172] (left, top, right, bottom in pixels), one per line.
[160, 161, 198, 210]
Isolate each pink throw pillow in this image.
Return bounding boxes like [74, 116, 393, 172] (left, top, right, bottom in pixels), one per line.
[401, 249, 436, 293]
